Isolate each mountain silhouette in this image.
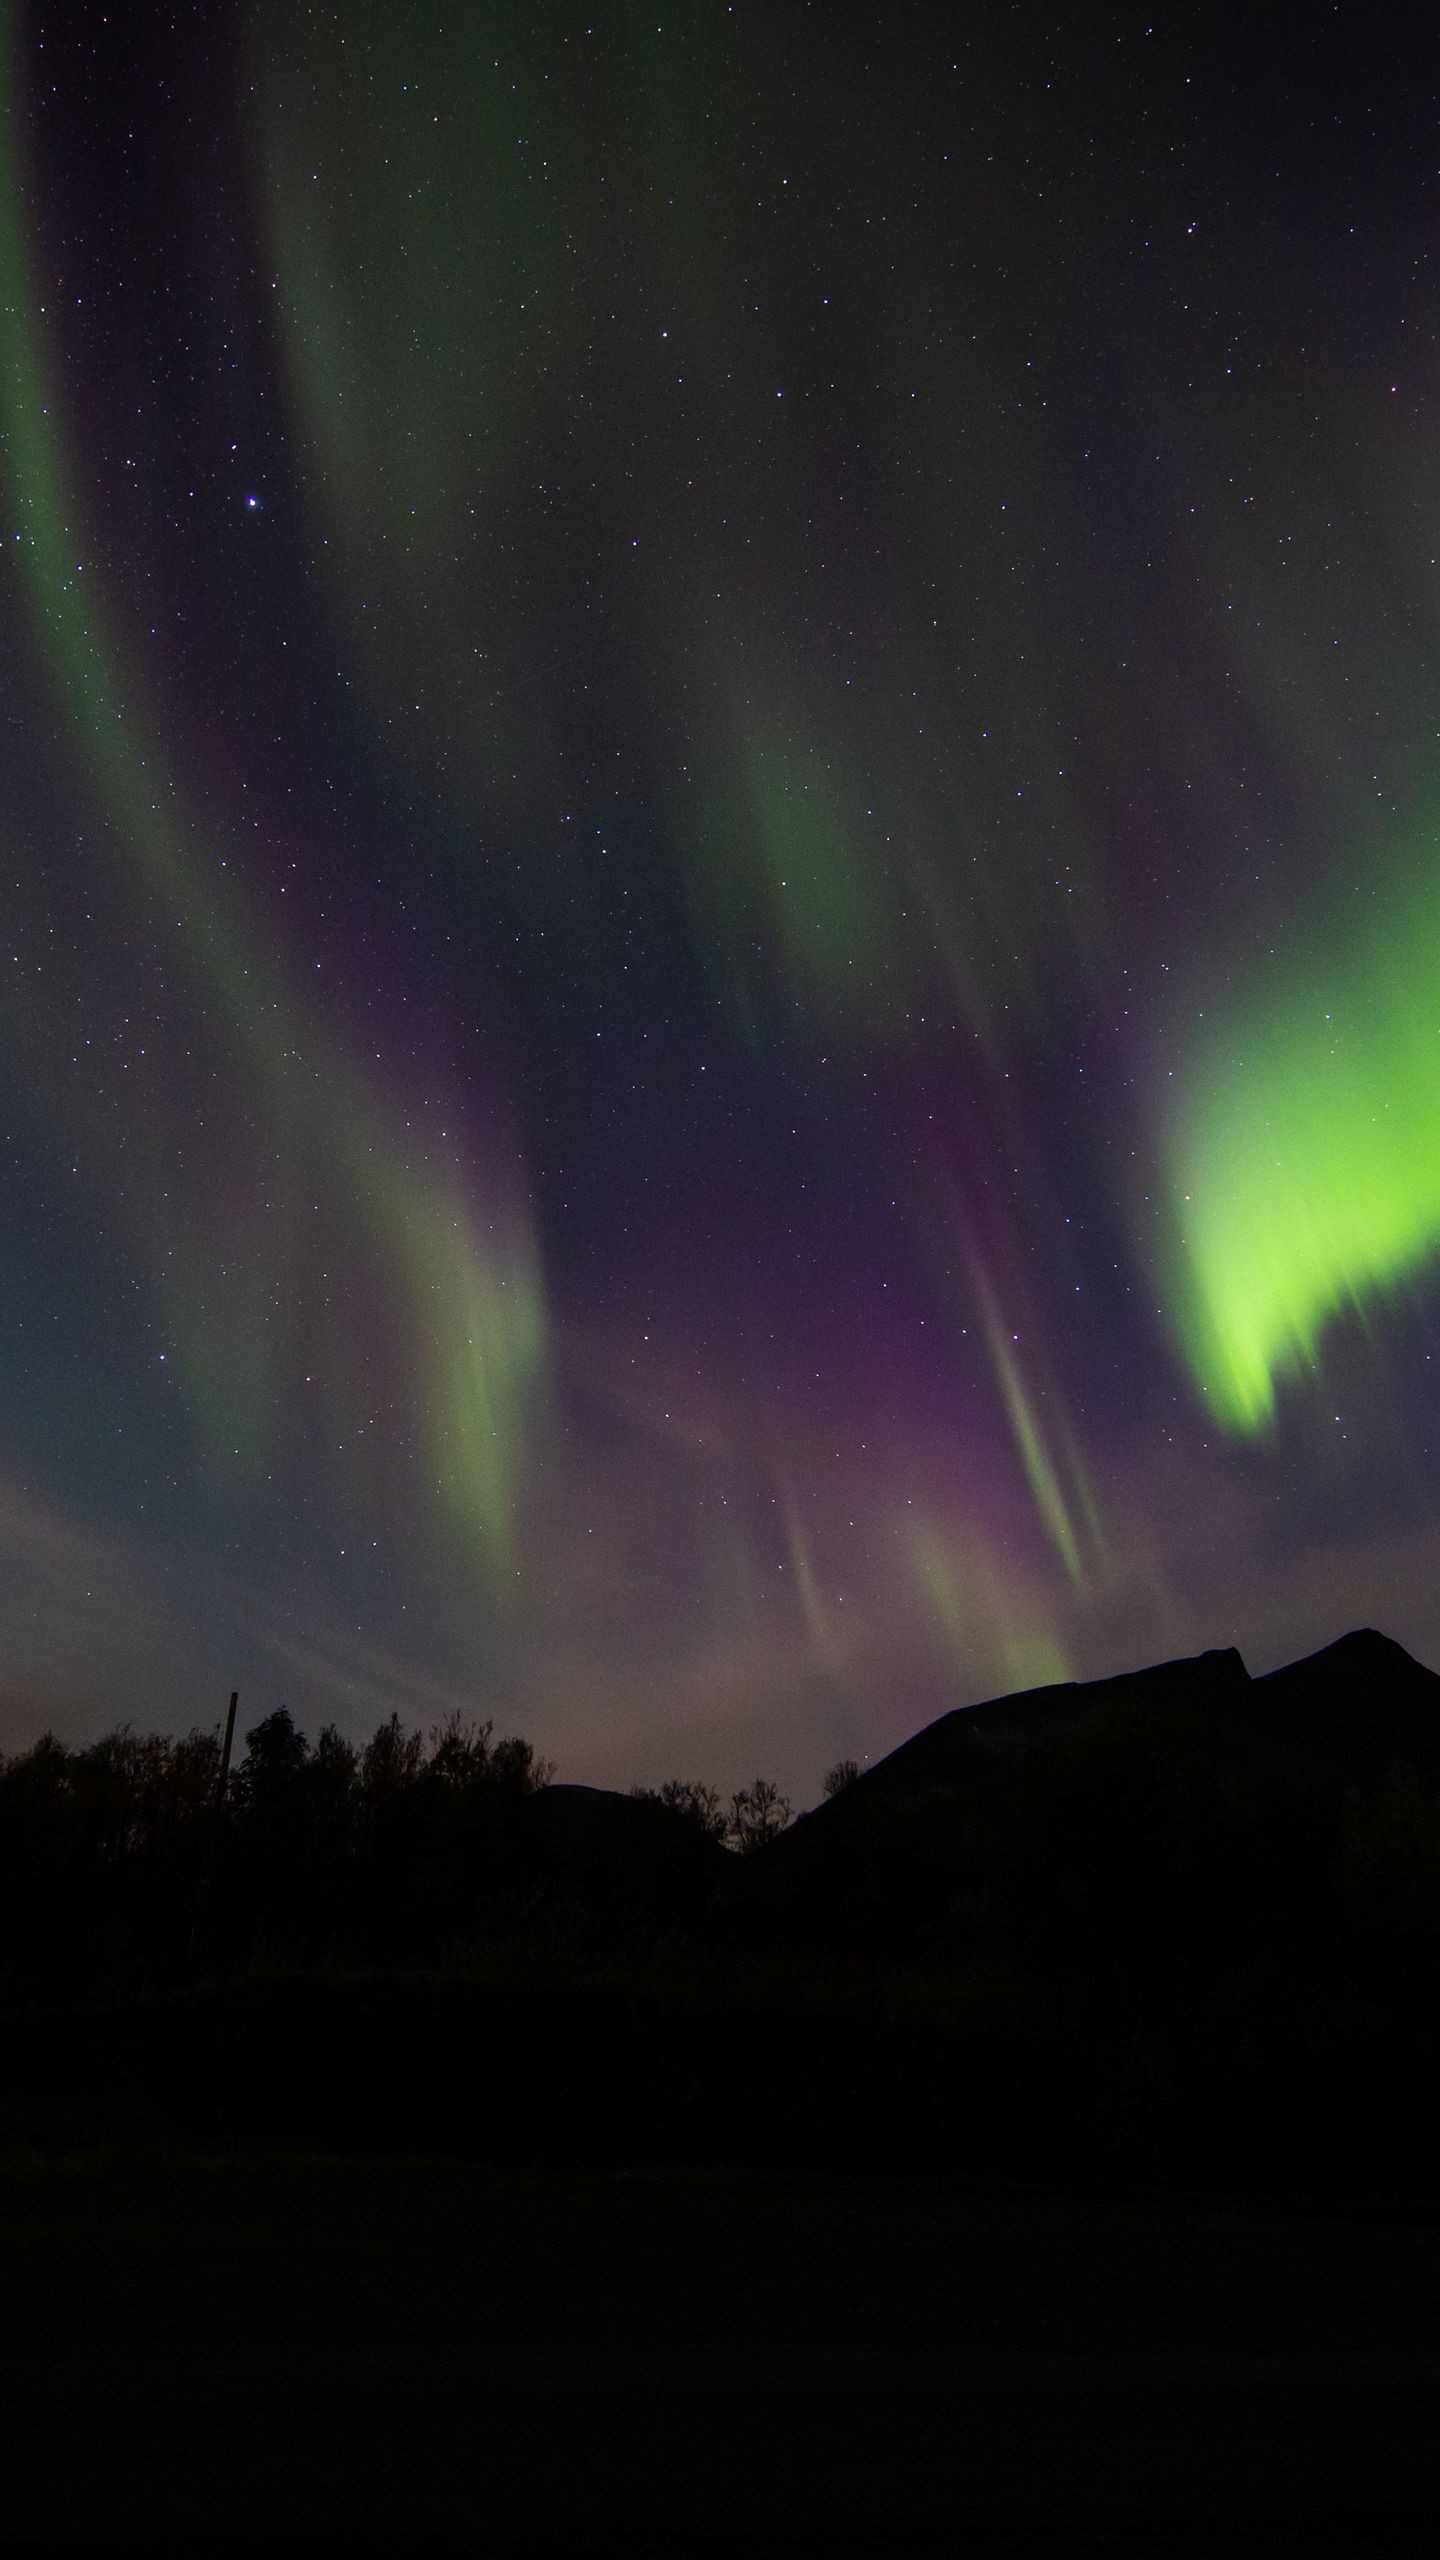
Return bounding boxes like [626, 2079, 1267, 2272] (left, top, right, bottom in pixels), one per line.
[1241, 1626, 1440, 1778]
[831, 1645, 1250, 1794]
[734, 1629, 1440, 1954]
[486, 1630, 1440, 1960]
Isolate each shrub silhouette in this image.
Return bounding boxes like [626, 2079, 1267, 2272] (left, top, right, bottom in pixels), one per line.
[629, 1778, 728, 1842]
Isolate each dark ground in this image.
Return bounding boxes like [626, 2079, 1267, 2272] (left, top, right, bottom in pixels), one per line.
[4, 2150, 1438, 2551]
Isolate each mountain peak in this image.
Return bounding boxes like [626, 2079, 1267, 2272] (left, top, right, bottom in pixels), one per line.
[1242, 1627, 1440, 1775]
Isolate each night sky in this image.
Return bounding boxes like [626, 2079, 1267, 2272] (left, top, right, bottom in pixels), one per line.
[7, 1, 1440, 1797]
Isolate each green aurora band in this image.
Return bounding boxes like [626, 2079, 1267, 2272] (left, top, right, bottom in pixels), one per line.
[0, 6, 547, 1576]
[1162, 837, 1440, 1430]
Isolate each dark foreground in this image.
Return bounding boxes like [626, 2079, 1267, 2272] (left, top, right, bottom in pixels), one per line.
[5, 2150, 1438, 2552]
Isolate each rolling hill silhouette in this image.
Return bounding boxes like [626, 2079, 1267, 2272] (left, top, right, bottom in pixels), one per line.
[520, 1782, 731, 1936]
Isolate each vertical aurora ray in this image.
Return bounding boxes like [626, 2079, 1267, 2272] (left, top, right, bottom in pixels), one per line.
[0, 5, 547, 1578]
[251, 6, 577, 827]
[909, 1511, 1070, 1697]
[772, 1460, 847, 1669]
[969, 1260, 1088, 1590]
[675, 704, 899, 1034]
[350, 1134, 547, 1579]
[912, 1111, 1107, 1595]
[1158, 826, 1440, 1430]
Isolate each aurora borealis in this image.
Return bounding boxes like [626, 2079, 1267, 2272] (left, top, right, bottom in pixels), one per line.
[7, 1, 1440, 1793]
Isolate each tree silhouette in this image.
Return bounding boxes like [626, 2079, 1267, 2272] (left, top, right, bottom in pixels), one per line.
[630, 1778, 728, 1841]
[727, 1777, 793, 1855]
[360, 1712, 426, 1811]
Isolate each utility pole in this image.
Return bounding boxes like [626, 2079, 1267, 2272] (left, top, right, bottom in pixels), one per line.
[192, 1693, 240, 1967]
[217, 1691, 239, 1805]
